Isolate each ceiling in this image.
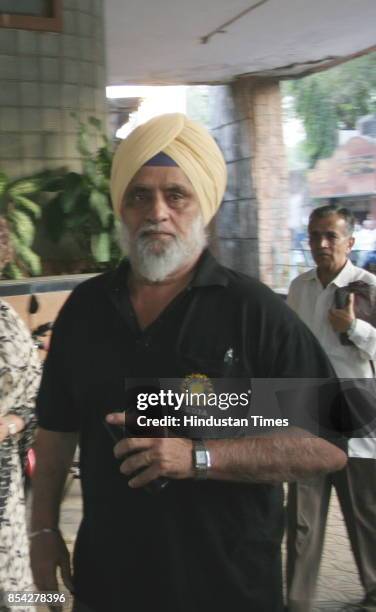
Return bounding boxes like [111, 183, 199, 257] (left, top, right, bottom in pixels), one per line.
[104, 0, 376, 86]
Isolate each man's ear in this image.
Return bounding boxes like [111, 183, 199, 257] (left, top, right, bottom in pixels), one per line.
[348, 236, 355, 252]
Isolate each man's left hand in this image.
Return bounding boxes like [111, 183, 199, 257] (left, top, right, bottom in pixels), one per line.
[106, 413, 194, 488]
[329, 292, 355, 333]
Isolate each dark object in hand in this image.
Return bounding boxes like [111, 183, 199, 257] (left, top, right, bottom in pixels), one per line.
[335, 281, 376, 346]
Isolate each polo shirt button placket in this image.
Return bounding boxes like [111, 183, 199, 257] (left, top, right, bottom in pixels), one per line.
[137, 336, 150, 350]
[135, 338, 149, 352]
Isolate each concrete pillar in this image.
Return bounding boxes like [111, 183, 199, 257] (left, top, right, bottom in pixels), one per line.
[0, 0, 106, 178]
[208, 85, 259, 278]
[209, 77, 290, 288]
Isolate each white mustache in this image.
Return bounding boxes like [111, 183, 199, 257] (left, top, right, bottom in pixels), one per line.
[137, 224, 174, 239]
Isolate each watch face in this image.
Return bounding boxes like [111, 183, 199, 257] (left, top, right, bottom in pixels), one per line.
[193, 441, 211, 478]
[196, 450, 207, 466]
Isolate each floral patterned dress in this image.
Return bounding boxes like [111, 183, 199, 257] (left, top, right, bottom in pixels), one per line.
[0, 300, 41, 612]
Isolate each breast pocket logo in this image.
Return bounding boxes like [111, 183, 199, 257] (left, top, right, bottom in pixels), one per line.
[181, 373, 214, 414]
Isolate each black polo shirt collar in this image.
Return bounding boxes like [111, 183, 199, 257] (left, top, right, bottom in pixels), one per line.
[190, 249, 229, 288]
[109, 248, 229, 293]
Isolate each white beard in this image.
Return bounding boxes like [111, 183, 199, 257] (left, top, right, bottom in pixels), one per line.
[118, 214, 208, 282]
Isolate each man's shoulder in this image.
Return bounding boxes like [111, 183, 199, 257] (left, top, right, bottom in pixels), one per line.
[349, 263, 376, 286]
[219, 265, 295, 320]
[222, 265, 279, 300]
[70, 268, 117, 297]
[289, 268, 315, 289]
[56, 267, 120, 320]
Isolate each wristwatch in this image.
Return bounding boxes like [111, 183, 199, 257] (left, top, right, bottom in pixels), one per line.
[7, 422, 17, 436]
[192, 440, 211, 479]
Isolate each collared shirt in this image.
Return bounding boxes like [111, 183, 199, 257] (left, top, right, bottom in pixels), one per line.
[288, 259, 376, 458]
[37, 250, 343, 612]
[288, 259, 376, 378]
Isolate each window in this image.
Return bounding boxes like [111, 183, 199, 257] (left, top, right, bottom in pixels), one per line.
[0, 0, 62, 32]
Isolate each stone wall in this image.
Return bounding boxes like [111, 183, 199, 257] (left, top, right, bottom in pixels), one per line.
[208, 85, 259, 277]
[0, 0, 106, 178]
[239, 78, 290, 288]
[208, 78, 290, 287]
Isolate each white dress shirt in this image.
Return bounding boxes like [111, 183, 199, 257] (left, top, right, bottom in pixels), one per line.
[288, 259, 376, 458]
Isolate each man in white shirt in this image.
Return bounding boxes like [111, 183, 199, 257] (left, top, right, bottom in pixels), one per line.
[286, 204, 376, 612]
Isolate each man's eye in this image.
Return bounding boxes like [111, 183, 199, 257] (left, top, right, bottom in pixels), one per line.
[168, 193, 185, 204]
[128, 192, 149, 205]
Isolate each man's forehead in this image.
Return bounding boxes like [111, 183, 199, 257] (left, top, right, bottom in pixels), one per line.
[127, 165, 193, 189]
[309, 214, 348, 233]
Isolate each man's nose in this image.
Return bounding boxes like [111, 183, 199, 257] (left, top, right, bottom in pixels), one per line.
[318, 235, 330, 247]
[147, 193, 169, 222]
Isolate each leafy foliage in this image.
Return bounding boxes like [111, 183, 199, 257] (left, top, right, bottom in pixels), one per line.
[0, 173, 43, 278]
[1, 116, 121, 279]
[284, 52, 376, 167]
[43, 115, 121, 269]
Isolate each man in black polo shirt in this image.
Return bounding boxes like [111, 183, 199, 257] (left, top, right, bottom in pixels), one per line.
[31, 114, 347, 612]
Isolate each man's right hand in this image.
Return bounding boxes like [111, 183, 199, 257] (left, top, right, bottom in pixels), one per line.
[30, 531, 74, 593]
[329, 292, 355, 333]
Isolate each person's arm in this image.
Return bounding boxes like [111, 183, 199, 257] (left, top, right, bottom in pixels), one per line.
[347, 318, 376, 361]
[0, 304, 41, 454]
[30, 428, 78, 593]
[0, 415, 25, 443]
[204, 430, 346, 484]
[106, 414, 346, 488]
[329, 293, 376, 360]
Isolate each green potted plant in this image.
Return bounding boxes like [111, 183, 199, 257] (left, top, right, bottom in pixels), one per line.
[0, 172, 43, 279]
[43, 116, 121, 272]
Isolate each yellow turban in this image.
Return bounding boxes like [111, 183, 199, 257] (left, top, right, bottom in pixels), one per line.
[110, 113, 227, 225]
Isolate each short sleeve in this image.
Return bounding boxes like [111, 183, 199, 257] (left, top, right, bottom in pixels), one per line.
[266, 302, 350, 451]
[36, 294, 80, 432]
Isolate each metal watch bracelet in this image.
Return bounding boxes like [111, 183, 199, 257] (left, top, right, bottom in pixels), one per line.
[192, 439, 211, 479]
